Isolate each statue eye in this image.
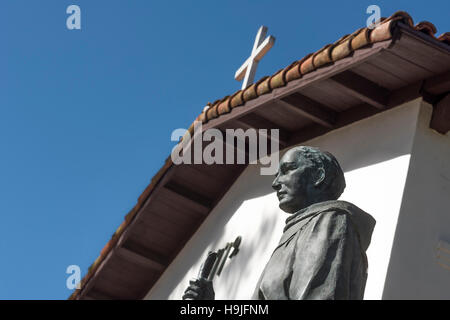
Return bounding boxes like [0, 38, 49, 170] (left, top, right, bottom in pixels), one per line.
[280, 162, 297, 174]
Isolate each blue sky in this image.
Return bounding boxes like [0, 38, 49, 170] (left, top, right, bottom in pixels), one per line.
[1, 0, 448, 299]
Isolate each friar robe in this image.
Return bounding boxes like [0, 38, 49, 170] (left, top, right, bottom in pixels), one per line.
[252, 200, 376, 300]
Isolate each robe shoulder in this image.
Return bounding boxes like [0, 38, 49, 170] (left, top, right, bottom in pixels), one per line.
[289, 206, 370, 300]
[289, 200, 376, 252]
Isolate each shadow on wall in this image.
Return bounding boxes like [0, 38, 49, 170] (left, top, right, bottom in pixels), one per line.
[148, 163, 284, 299]
[215, 203, 281, 299]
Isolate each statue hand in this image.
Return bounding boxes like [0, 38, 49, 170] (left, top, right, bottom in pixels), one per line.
[182, 278, 215, 300]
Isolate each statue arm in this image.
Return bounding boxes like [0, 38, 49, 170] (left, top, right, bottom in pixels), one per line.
[289, 210, 361, 300]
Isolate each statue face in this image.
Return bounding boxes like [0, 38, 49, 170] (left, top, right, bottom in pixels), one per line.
[272, 149, 316, 213]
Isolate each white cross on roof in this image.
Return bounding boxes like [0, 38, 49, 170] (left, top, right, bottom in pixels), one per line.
[235, 26, 275, 90]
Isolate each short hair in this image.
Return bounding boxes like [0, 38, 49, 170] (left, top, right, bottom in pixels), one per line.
[292, 146, 346, 200]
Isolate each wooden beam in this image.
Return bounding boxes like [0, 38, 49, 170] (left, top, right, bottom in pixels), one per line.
[163, 181, 212, 214]
[423, 71, 450, 96]
[387, 81, 422, 107]
[329, 70, 390, 109]
[396, 22, 450, 57]
[287, 103, 381, 146]
[232, 114, 290, 147]
[143, 202, 201, 229]
[116, 246, 165, 272]
[216, 127, 251, 159]
[122, 238, 169, 267]
[77, 249, 115, 300]
[233, 121, 287, 148]
[83, 288, 116, 300]
[276, 93, 337, 128]
[156, 187, 209, 218]
[430, 94, 450, 134]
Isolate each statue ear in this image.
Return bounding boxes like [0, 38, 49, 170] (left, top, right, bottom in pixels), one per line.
[314, 167, 325, 187]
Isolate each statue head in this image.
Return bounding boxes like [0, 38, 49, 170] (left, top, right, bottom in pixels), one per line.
[272, 146, 346, 213]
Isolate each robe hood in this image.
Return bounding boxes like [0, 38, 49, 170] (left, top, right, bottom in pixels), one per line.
[284, 200, 376, 252]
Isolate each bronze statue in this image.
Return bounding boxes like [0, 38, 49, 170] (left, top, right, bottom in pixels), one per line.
[183, 146, 376, 300]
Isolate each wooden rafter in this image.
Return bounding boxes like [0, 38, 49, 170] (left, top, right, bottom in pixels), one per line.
[329, 70, 390, 109]
[276, 93, 337, 128]
[430, 93, 450, 134]
[232, 114, 290, 147]
[162, 182, 212, 215]
[423, 71, 450, 96]
[116, 246, 165, 272]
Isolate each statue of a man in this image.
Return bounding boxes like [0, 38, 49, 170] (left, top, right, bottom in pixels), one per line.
[183, 146, 376, 300]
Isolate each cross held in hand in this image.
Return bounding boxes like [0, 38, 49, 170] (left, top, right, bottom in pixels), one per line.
[235, 26, 275, 90]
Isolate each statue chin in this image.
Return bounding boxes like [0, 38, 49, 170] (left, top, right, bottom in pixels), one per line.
[279, 200, 301, 214]
[278, 194, 312, 214]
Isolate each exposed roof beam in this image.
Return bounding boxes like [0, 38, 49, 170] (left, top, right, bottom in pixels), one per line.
[387, 81, 422, 107]
[216, 127, 251, 158]
[329, 70, 390, 109]
[276, 93, 337, 128]
[163, 182, 212, 215]
[232, 114, 290, 147]
[77, 249, 115, 299]
[116, 246, 165, 272]
[219, 122, 283, 156]
[83, 288, 116, 300]
[423, 71, 450, 95]
[287, 103, 381, 147]
[122, 238, 169, 267]
[430, 93, 450, 134]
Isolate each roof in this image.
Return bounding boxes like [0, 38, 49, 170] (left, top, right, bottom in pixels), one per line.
[70, 10, 450, 300]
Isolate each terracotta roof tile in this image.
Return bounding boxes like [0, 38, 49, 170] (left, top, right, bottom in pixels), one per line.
[331, 34, 353, 61]
[217, 96, 232, 115]
[438, 32, 450, 45]
[300, 53, 315, 74]
[285, 53, 313, 82]
[415, 21, 437, 37]
[313, 44, 334, 69]
[230, 90, 245, 110]
[242, 80, 260, 102]
[205, 101, 220, 121]
[269, 68, 287, 89]
[69, 10, 450, 300]
[350, 28, 371, 50]
[391, 10, 414, 26]
[256, 75, 271, 96]
[198, 111, 206, 123]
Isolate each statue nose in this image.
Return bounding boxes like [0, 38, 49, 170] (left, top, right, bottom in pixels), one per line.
[272, 178, 281, 191]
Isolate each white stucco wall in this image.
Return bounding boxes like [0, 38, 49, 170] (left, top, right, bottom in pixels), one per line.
[145, 98, 426, 300]
[383, 101, 450, 299]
